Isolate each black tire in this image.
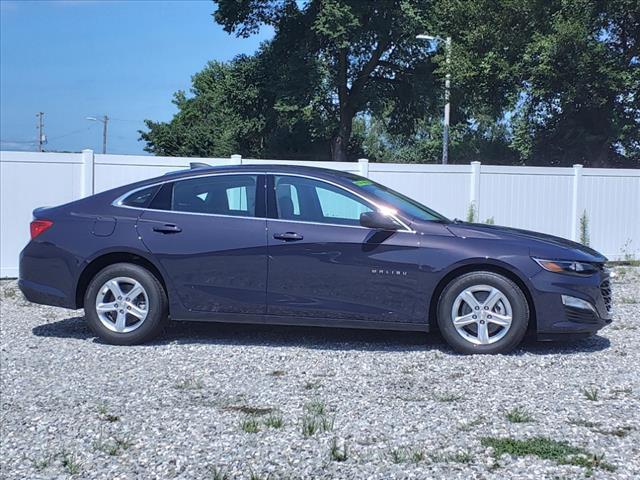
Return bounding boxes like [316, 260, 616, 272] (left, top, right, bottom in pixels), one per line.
[84, 263, 168, 345]
[437, 271, 529, 354]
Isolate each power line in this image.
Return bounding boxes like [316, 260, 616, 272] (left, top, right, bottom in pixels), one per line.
[47, 124, 97, 142]
[109, 117, 144, 123]
[86, 115, 109, 154]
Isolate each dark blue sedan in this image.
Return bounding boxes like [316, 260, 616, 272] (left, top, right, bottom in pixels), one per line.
[19, 164, 612, 353]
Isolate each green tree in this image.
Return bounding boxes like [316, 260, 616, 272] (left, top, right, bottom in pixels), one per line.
[213, 0, 442, 161]
[141, 44, 332, 159]
[142, 0, 638, 167]
[435, 0, 639, 167]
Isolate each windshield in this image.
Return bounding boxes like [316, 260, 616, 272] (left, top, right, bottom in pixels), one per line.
[350, 178, 450, 223]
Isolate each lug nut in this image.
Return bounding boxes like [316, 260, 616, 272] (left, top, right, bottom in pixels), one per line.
[487, 315, 492, 319]
[479, 320, 485, 324]
[484, 306, 489, 310]
[472, 315, 477, 319]
[114, 303, 118, 308]
[475, 306, 480, 310]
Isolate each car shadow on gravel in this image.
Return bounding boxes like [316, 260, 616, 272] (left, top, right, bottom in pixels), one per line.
[32, 315, 611, 355]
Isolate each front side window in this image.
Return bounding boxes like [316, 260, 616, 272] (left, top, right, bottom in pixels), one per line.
[274, 176, 372, 226]
[152, 175, 258, 217]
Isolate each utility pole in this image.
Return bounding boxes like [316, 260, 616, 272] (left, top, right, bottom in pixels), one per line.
[86, 115, 109, 154]
[101, 115, 109, 154]
[36, 112, 45, 152]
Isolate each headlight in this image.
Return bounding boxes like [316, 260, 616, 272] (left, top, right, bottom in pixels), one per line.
[533, 258, 599, 275]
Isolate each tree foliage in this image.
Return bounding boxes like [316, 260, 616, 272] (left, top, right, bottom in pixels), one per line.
[141, 0, 639, 167]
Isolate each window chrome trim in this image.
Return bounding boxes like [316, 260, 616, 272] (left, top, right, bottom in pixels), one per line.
[111, 171, 415, 233]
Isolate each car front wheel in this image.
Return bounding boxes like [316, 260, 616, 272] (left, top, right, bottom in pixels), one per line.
[437, 271, 529, 354]
[84, 263, 168, 345]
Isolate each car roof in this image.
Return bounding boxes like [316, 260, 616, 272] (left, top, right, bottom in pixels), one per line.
[162, 163, 361, 182]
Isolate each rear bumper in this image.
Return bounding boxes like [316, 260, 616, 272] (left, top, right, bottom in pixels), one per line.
[19, 241, 79, 309]
[18, 278, 76, 309]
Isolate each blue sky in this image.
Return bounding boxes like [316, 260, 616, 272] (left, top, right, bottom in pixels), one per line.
[0, 0, 271, 154]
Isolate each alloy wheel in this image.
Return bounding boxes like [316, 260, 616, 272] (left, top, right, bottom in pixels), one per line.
[95, 277, 149, 333]
[450, 284, 513, 345]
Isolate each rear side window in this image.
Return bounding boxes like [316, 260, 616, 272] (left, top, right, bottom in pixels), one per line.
[153, 175, 258, 217]
[121, 185, 159, 208]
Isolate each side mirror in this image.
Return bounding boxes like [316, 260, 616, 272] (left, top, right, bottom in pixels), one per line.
[359, 211, 401, 231]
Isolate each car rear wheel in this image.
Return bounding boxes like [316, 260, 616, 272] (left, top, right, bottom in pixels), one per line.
[437, 271, 529, 354]
[84, 263, 168, 345]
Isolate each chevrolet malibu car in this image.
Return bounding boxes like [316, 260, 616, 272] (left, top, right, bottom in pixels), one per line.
[19, 164, 612, 354]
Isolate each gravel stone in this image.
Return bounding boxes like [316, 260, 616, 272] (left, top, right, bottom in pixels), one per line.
[1, 267, 639, 479]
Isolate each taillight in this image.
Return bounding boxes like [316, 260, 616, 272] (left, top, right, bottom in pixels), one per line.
[30, 219, 53, 239]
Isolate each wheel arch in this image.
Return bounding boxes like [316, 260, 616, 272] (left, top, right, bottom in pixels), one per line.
[428, 260, 537, 333]
[75, 250, 168, 308]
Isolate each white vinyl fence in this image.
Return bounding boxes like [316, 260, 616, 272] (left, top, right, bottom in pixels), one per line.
[1, 149, 639, 277]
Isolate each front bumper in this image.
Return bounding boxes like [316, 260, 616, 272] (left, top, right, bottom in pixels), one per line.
[530, 266, 612, 339]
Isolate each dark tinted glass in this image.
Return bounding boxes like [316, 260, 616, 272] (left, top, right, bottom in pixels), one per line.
[121, 185, 159, 208]
[148, 183, 172, 210]
[171, 175, 257, 216]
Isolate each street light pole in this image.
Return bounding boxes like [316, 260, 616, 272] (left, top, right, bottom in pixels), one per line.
[442, 36, 451, 165]
[416, 34, 452, 165]
[86, 115, 109, 154]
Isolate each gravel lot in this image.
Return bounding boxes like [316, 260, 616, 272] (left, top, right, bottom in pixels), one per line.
[1, 267, 639, 480]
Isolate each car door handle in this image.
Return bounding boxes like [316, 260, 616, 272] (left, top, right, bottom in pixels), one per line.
[152, 224, 182, 234]
[273, 232, 303, 241]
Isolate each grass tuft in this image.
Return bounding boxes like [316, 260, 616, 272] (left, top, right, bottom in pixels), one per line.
[583, 387, 599, 401]
[506, 407, 534, 423]
[481, 436, 615, 473]
[264, 413, 284, 429]
[300, 399, 334, 436]
[458, 416, 484, 431]
[248, 469, 273, 480]
[60, 451, 83, 475]
[330, 438, 348, 462]
[305, 399, 326, 416]
[240, 416, 260, 433]
[208, 466, 230, 480]
[390, 447, 424, 464]
[31, 454, 52, 471]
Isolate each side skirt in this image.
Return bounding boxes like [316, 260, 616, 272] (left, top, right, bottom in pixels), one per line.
[171, 312, 429, 333]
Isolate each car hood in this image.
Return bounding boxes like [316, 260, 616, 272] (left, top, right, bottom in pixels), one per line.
[445, 222, 607, 263]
